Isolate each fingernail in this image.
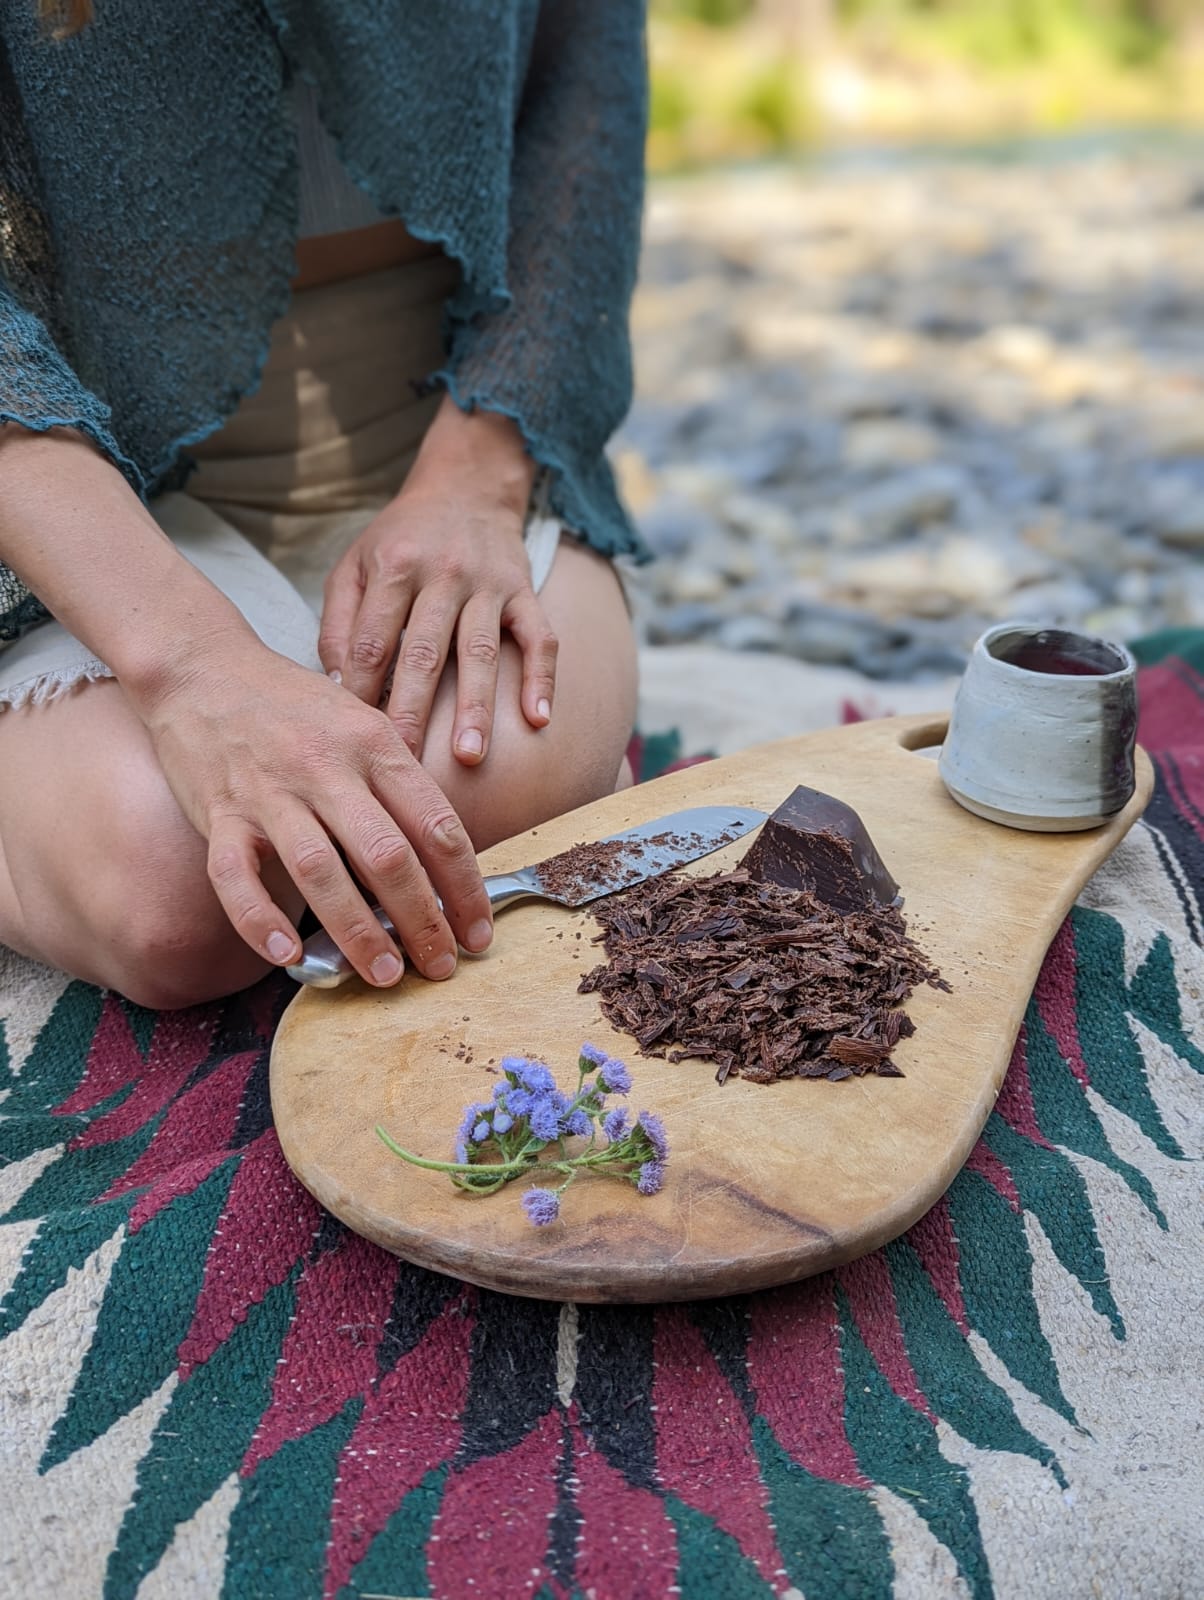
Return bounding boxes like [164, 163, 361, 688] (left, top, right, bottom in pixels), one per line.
[456, 728, 484, 758]
[328, 669, 342, 686]
[465, 917, 493, 953]
[267, 930, 295, 962]
[427, 951, 456, 981]
[537, 698, 551, 721]
[370, 951, 403, 985]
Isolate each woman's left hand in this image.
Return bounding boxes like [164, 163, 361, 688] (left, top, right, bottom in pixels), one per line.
[318, 398, 559, 766]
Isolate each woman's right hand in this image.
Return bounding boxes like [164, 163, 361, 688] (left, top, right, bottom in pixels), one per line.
[128, 629, 494, 986]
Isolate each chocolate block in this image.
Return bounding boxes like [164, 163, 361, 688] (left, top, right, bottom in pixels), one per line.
[740, 785, 899, 913]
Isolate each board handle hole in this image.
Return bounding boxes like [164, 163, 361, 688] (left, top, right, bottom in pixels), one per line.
[897, 717, 949, 755]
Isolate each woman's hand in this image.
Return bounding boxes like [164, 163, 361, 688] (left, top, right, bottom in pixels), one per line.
[131, 629, 495, 986]
[0, 426, 492, 987]
[318, 398, 559, 765]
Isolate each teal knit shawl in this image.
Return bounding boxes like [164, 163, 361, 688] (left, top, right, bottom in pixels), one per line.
[0, 0, 649, 645]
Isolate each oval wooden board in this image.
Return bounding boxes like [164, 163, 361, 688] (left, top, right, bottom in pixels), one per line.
[271, 713, 1153, 1303]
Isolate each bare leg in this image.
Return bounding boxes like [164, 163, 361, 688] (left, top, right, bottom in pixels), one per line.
[0, 539, 636, 1008]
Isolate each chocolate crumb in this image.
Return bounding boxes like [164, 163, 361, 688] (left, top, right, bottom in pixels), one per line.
[534, 829, 715, 903]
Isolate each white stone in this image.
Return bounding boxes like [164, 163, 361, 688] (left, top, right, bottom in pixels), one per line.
[669, 564, 728, 604]
[932, 535, 1040, 606]
[980, 323, 1057, 371]
[1151, 498, 1204, 549]
[842, 417, 944, 470]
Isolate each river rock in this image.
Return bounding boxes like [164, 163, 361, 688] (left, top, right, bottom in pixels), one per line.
[637, 493, 720, 559]
[840, 465, 967, 543]
[720, 493, 799, 552]
[783, 603, 903, 667]
[716, 614, 786, 653]
[1163, 565, 1204, 627]
[979, 324, 1058, 372]
[1001, 578, 1102, 623]
[1082, 605, 1148, 641]
[841, 418, 944, 471]
[644, 601, 725, 646]
[1150, 492, 1204, 548]
[668, 563, 729, 604]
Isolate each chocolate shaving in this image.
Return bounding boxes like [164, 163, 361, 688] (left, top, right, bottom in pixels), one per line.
[535, 829, 714, 903]
[577, 869, 946, 1084]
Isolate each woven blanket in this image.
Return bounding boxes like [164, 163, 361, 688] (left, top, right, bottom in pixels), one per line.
[2, 637, 1202, 1600]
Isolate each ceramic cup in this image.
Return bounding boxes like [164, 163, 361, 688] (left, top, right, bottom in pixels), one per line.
[938, 623, 1138, 832]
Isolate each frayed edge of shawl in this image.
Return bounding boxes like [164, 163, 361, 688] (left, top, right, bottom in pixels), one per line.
[0, 659, 114, 712]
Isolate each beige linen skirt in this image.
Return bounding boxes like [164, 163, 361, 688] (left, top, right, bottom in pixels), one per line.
[0, 255, 561, 711]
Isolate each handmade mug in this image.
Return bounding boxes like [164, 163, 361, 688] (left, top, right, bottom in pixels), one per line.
[938, 623, 1138, 832]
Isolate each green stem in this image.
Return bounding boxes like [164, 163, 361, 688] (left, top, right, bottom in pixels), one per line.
[570, 1147, 639, 1170]
[450, 1174, 510, 1196]
[376, 1125, 539, 1177]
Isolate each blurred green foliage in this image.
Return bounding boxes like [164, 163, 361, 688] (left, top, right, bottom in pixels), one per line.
[656, 0, 756, 22]
[842, 0, 1176, 68]
[653, 0, 1192, 65]
[648, 0, 1204, 166]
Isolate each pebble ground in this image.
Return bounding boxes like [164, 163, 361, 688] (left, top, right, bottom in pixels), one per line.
[618, 147, 1204, 678]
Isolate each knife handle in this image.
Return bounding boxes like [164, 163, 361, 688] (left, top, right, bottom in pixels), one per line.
[285, 871, 539, 989]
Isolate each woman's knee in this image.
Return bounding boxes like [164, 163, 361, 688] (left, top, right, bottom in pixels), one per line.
[100, 883, 271, 1011]
[426, 666, 636, 851]
[30, 754, 271, 1010]
[83, 845, 270, 1009]
[439, 724, 632, 852]
[422, 546, 637, 849]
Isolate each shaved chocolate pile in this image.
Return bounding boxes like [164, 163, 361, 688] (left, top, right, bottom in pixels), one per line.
[577, 869, 945, 1084]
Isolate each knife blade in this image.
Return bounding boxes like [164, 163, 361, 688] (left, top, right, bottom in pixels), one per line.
[287, 803, 765, 989]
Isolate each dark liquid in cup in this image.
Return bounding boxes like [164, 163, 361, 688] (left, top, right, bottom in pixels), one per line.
[1005, 641, 1112, 677]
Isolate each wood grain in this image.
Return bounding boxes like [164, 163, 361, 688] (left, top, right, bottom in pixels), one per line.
[270, 714, 1153, 1303]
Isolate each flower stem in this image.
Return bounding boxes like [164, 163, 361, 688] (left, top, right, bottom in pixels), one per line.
[375, 1125, 540, 1177]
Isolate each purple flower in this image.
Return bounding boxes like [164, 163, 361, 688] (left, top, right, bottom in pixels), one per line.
[504, 1058, 556, 1095]
[565, 1108, 592, 1138]
[453, 1141, 468, 1164]
[597, 1057, 632, 1095]
[472, 1119, 491, 1143]
[490, 1082, 527, 1124]
[602, 1107, 629, 1142]
[503, 1088, 534, 1118]
[456, 1100, 491, 1150]
[578, 1043, 609, 1068]
[528, 1092, 568, 1142]
[636, 1111, 669, 1162]
[521, 1187, 561, 1226]
[636, 1160, 666, 1195]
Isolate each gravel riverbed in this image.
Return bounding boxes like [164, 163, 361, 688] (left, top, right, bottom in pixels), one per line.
[618, 147, 1204, 678]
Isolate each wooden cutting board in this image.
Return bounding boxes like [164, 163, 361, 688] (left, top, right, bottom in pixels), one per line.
[270, 713, 1153, 1303]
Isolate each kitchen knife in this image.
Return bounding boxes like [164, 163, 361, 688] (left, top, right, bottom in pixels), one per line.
[287, 804, 765, 989]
